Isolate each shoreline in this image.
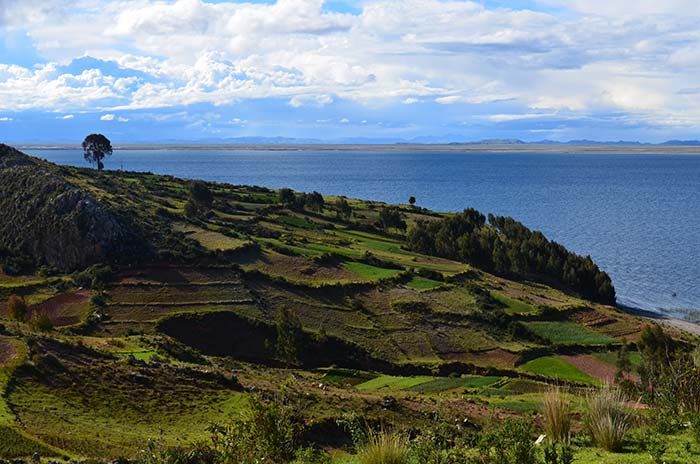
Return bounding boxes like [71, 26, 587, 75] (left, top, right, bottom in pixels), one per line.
[17, 143, 700, 155]
[620, 304, 700, 336]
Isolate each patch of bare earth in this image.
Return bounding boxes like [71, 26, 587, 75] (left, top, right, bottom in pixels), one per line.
[571, 308, 642, 339]
[253, 253, 357, 283]
[443, 349, 520, 369]
[31, 290, 91, 327]
[560, 354, 639, 384]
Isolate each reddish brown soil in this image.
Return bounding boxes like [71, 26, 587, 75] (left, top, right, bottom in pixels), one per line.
[560, 354, 639, 384]
[570, 308, 643, 339]
[31, 290, 90, 327]
[252, 253, 356, 283]
[444, 349, 520, 369]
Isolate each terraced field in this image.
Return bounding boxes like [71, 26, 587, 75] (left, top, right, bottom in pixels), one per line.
[0, 147, 691, 461]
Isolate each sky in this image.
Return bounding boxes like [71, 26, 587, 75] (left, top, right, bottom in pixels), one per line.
[1, 0, 700, 143]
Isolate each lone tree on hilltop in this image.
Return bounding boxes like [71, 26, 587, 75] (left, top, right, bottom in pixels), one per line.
[409, 196, 416, 207]
[82, 134, 113, 170]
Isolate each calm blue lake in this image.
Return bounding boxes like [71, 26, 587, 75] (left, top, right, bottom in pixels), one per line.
[25, 148, 700, 319]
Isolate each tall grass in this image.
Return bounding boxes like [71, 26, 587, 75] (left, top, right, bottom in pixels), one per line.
[543, 386, 571, 444]
[584, 386, 634, 452]
[357, 429, 408, 464]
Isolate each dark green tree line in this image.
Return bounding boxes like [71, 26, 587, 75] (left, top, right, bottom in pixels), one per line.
[406, 208, 615, 304]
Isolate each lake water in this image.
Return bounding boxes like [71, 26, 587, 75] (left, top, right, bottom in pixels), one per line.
[25, 148, 700, 319]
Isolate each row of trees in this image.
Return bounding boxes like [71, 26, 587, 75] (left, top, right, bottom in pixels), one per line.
[406, 208, 616, 304]
[278, 188, 325, 212]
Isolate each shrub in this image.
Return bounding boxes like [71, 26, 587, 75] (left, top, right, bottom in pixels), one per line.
[184, 199, 200, 218]
[209, 392, 302, 463]
[276, 308, 304, 366]
[292, 447, 331, 464]
[542, 442, 574, 464]
[358, 429, 409, 464]
[279, 188, 296, 206]
[73, 264, 113, 289]
[189, 181, 214, 207]
[32, 312, 53, 332]
[139, 438, 217, 464]
[407, 429, 473, 464]
[90, 293, 107, 307]
[644, 431, 667, 464]
[691, 414, 700, 445]
[543, 387, 571, 444]
[477, 417, 537, 464]
[584, 387, 634, 452]
[6, 294, 28, 322]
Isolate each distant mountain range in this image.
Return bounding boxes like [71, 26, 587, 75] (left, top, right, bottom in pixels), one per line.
[145, 137, 700, 146]
[16, 136, 700, 147]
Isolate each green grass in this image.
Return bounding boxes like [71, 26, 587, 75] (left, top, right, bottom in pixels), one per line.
[9, 374, 246, 459]
[355, 375, 434, 391]
[491, 291, 539, 315]
[525, 321, 618, 346]
[405, 375, 501, 393]
[173, 223, 250, 251]
[341, 262, 403, 281]
[319, 368, 376, 386]
[276, 215, 317, 229]
[0, 338, 26, 426]
[490, 398, 541, 414]
[405, 276, 443, 290]
[520, 356, 599, 384]
[0, 425, 62, 459]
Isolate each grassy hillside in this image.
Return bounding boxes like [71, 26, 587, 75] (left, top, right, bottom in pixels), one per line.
[0, 145, 697, 462]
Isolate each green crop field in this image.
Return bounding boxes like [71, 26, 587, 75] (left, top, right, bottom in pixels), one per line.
[520, 356, 599, 384]
[405, 276, 443, 290]
[491, 291, 540, 315]
[341, 262, 403, 280]
[405, 375, 502, 393]
[524, 321, 619, 345]
[355, 375, 435, 391]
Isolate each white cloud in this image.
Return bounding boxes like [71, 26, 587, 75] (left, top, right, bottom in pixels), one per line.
[435, 96, 466, 105]
[288, 94, 333, 108]
[0, 117, 12, 121]
[487, 113, 554, 122]
[0, 0, 699, 130]
[100, 113, 128, 122]
[339, 117, 349, 123]
[57, 114, 74, 119]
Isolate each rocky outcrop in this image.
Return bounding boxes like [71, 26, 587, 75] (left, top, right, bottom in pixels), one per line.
[0, 144, 131, 270]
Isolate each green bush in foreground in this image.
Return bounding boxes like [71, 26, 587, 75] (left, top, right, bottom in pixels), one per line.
[477, 417, 538, 464]
[357, 429, 409, 464]
[138, 390, 325, 464]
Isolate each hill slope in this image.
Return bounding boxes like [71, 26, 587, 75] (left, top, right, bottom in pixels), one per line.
[0, 145, 690, 460]
[0, 145, 132, 271]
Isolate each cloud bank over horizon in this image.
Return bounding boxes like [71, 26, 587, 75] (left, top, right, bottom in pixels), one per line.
[1, 0, 700, 143]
